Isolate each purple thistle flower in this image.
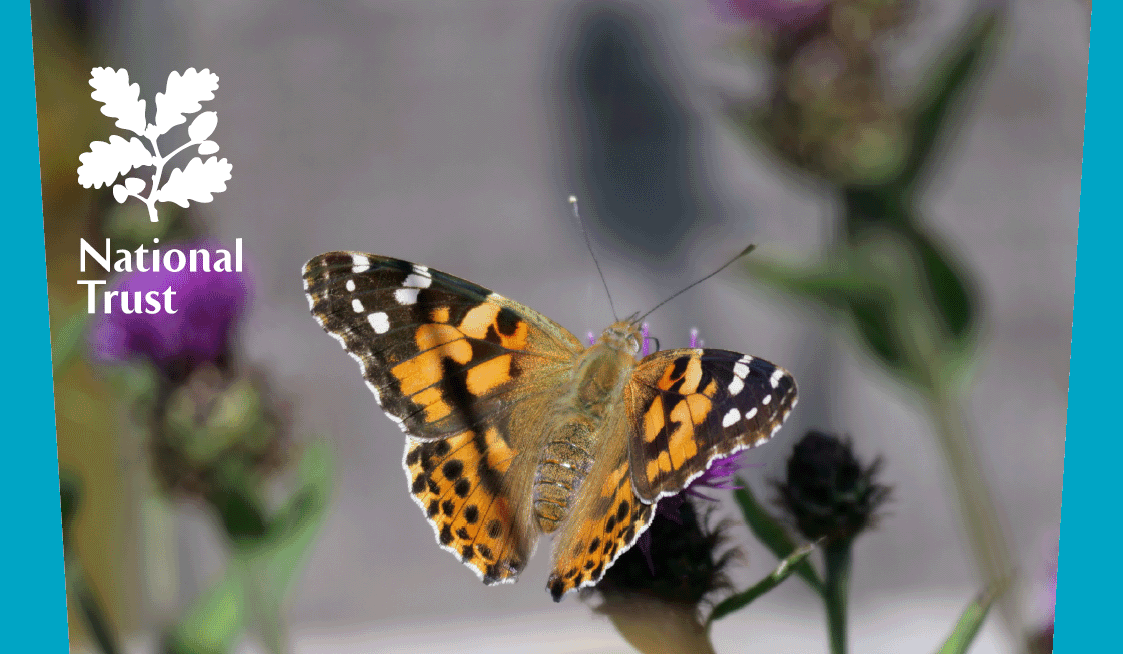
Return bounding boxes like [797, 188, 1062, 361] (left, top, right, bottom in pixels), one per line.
[89, 240, 251, 377]
[715, 0, 831, 33]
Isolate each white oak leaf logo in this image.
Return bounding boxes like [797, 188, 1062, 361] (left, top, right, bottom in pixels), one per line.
[78, 67, 232, 222]
[151, 68, 220, 137]
[89, 67, 147, 135]
[77, 135, 153, 188]
[155, 157, 233, 208]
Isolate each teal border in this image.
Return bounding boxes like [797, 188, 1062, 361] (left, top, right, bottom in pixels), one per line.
[1055, 4, 1113, 653]
[4, 2, 69, 651]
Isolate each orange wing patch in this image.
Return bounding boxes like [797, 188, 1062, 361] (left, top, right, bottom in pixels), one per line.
[465, 355, 514, 396]
[404, 428, 535, 585]
[655, 353, 704, 395]
[387, 299, 541, 434]
[458, 301, 529, 350]
[637, 354, 716, 487]
[391, 324, 472, 395]
[546, 458, 655, 601]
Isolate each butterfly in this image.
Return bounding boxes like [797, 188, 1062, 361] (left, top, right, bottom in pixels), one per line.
[302, 251, 797, 601]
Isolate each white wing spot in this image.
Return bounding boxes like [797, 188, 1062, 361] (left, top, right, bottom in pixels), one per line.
[744, 407, 758, 421]
[346, 279, 356, 292]
[351, 298, 365, 313]
[722, 408, 740, 428]
[769, 369, 784, 389]
[403, 273, 431, 289]
[762, 394, 772, 406]
[395, 288, 419, 305]
[368, 311, 390, 334]
[728, 376, 744, 396]
[352, 254, 371, 273]
[412, 264, 431, 277]
[733, 362, 749, 379]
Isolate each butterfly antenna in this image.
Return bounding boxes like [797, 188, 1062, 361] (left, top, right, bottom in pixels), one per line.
[634, 243, 757, 324]
[569, 195, 619, 321]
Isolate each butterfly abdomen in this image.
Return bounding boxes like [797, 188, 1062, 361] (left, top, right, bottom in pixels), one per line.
[533, 420, 597, 533]
[531, 343, 636, 534]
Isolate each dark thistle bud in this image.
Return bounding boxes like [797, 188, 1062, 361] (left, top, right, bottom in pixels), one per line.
[776, 430, 891, 544]
[594, 499, 737, 609]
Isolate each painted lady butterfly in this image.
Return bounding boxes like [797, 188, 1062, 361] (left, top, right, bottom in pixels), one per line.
[302, 252, 797, 600]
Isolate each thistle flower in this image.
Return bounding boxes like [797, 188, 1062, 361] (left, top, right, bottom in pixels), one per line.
[718, 0, 832, 33]
[148, 362, 289, 546]
[775, 430, 890, 544]
[89, 240, 250, 380]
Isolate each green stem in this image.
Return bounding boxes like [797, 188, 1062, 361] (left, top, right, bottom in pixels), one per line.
[923, 375, 1022, 645]
[823, 541, 852, 654]
[883, 246, 1024, 650]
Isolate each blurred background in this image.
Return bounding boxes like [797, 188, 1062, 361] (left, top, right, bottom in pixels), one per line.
[37, 0, 1086, 652]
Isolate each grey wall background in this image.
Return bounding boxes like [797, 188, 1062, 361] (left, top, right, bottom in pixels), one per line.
[99, 0, 1085, 651]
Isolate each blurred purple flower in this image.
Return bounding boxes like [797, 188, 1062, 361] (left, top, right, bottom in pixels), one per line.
[716, 0, 831, 32]
[89, 240, 250, 376]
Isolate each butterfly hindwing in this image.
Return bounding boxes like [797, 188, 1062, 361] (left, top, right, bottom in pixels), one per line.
[403, 424, 544, 584]
[303, 251, 584, 583]
[545, 414, 655, 601]
[625, 349, 798, 502]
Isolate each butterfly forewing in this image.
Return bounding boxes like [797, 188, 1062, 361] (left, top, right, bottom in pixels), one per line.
[303, 252, 582, 440]
[625, 349, 798, 502]
[303, 251, 583, 584]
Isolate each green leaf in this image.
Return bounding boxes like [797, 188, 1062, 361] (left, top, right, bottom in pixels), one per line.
[165, 442, 335, 654]
[934, 586, 999, 654]
[163, 577, 245, 654]
[707, 541, 818, 626]
[894, 9, 1004, 191]
[733, 478, 823, 593]
[207, 483, 270, 544]
[908, 225, 976, 349]
[746, 224, 978, 390]
[744, 251, 922, 386]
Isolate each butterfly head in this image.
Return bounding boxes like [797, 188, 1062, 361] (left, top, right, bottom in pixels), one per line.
[598, 321, 644, 357]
